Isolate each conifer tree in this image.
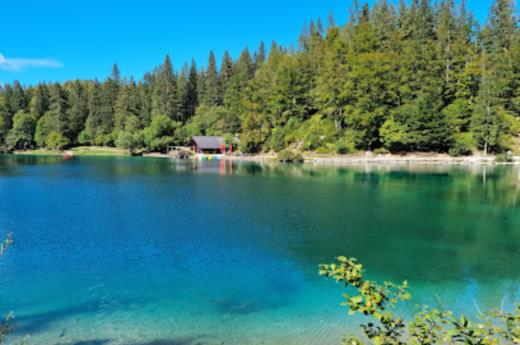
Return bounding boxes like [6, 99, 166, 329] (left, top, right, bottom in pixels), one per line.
[254, 41, 266, 68]
[65, 81, 88, 143]
[29, 84, 49, 120]
[220, 51, 235, 96]
[152, 54, 180, 119]
[114, 78, 140, 131]
[9, 81, 27, 115]
[184, 60, 198, 119]
[176, 64, 189, 121]
[202, 51, 221, 106]
[471, 58, 506, 154]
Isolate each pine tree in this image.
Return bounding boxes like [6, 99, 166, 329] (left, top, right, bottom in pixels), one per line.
[484, 0, 517, 53]
[315, 24, 349, 129]
[184, 60, 198, 119]
[254, 41, 266, 68]
[11, 81, 27, 113]
[47, 83, 69, 138]
[0, 94, 10, 145]
[220, 51, 235, 96]
[202, 51, 221, 106]
[79, 81, 103, 145]
[482, 0, 518, 115]
[35, 83, 69, 147]
[66, 80, 88, 143]
[114, 78, 140, 131]
[471, 58, 506, 154]
[196, 67, 206, 107]
[152, 54, 180, 119]
[138, 73, 154, 126]
[176, 64, 189, 121]
[29, 84, 49, 120]
[436, 0, 458, 98]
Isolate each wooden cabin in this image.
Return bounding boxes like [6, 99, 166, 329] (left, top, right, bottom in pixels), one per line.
[190, 136, 225, 154]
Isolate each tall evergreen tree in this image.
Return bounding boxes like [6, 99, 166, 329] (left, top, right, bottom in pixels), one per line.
[254, 41, 266, 68]
[152, 54, 180, 119]
[9, 81, 27, 115]
[176, 64, 189, 121]
[471, 65, 505, 154]
[114, 78, 140, 131]
[202, 51, 221, 106]
[66, 81, 88, 143]
[184, 60, 198, 119]
[29, 84, 49, 120]
[220, 51, 235, 96]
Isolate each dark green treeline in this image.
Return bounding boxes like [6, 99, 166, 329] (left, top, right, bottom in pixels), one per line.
[1, 0, 519, 155]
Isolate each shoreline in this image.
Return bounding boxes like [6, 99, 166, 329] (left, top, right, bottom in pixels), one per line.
[9, 148, 520, 166]
[230, 153, 520, 166]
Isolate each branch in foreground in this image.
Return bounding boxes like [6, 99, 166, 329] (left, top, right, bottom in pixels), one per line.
[320, 256, 520, 345]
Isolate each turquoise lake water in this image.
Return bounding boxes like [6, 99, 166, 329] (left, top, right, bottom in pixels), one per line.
[0, 156, 520, 345]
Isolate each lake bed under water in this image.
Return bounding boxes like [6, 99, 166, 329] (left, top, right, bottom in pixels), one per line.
[0, 156, 519, 345]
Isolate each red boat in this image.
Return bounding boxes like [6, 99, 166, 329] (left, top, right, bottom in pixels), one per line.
[63, 151, 75, 160]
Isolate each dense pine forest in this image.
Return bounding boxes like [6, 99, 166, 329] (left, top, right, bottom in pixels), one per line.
[0, 0, 519, 155]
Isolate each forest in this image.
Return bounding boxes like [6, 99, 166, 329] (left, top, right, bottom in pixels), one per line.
[0, 0, 519, 156]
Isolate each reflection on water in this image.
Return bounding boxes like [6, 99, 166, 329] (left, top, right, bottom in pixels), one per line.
[0, 155, 519, 344]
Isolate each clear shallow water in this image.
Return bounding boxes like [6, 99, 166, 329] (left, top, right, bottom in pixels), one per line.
[0, 156, 520, 345]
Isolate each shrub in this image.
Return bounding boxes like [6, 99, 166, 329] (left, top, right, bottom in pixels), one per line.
[320, 256, 520, 345]
[315, 146, 334, 154]
[45, 132, 70, 150]
[1, 233, 14, 343]
[373, 147, 390, 155]
[335, 140, 350, 155]
[496, 152, 514, 163]
[449, 141, 472, 157]
[277, 149, 304, 163]
[294, 115, 337, 151]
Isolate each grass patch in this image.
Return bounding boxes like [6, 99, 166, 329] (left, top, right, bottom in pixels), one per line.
[14, 146, 129, 157]
[70, 146, 129, 156]
[14, 149, 63, 156]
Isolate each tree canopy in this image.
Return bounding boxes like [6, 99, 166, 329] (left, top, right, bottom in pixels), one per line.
[0, 0, 519, 155]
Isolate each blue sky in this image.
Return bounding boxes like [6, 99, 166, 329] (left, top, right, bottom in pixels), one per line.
[0, 0, 496, 85]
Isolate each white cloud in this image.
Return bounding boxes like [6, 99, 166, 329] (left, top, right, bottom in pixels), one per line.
[0, 53, 62, 71]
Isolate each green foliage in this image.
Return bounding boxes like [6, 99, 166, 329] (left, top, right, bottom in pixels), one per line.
[45, 132, 70, 150]
[35, 112, 58, 147]
[449, 141, 473, 157]
[334, 139, 352, 155]
[380, 117, 408, 153]
[277, 149, 304, 163]
[183, 105, 230, 137]
[496, 152, 514, 163]
[0, 0, 519, 156]
[373, 147, 390, 155]
[320, 257, 411, 345]
[294, 115, 338, 151]
[5, 111, 35, 150]
[152, 55, 180, 120]
[115, 115, 144, 153]
[321, 256, 520, 345]
[0, 233, 13, 344]
[143, 115, 181, 152]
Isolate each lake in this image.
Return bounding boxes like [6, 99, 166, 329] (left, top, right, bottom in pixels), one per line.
[0, 156, 519, 345]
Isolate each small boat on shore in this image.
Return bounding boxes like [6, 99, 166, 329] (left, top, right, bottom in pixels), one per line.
[63, 151, 75, 160]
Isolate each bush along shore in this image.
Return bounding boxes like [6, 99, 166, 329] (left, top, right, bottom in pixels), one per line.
[2, 1, 520, 159]
[11, 146, 520, 166]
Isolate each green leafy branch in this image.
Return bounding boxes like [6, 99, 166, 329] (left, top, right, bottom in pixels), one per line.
[320, 256, 520, 345]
